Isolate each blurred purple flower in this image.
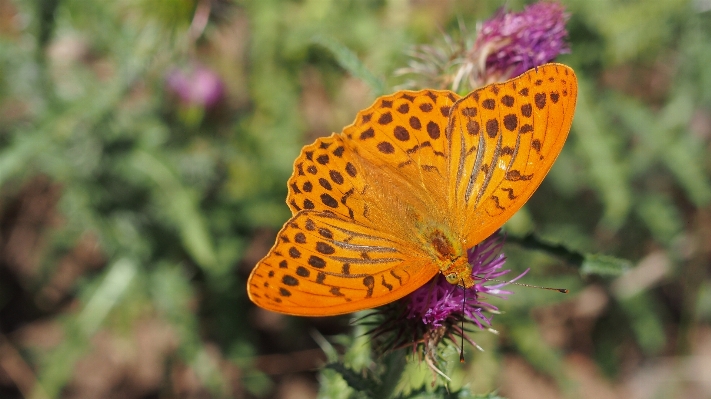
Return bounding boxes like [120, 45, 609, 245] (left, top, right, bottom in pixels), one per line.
[166, 64, 224, 108]
[471, 1, 570, 82]
[397, 1, 570, 91]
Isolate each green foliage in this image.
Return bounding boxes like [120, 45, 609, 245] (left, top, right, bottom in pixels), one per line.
[312, 35, 386, 96]
[323, 346, 504, 399]
[581, 254, 633, 277]
[392, 387, 505, 399]
[507, 233, 631, 277]
[571, 79, 632, 229]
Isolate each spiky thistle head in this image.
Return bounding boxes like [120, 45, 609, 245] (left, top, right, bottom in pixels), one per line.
[364, 232, 527, 379]
[397, 1, 570, 92]
[469, 1, 570, 85]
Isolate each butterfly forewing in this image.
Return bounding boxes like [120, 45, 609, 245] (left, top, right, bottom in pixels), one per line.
[342, 89, 459, 174]
[247, 211, 438, 316]
[286, 90, 464, 249]
[446, 63, 577, 246]
[339, 90, 460, 209]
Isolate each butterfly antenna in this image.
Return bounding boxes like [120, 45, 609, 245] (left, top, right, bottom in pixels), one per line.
[460, 281, 465, 363]
[479, 277, 568, 294]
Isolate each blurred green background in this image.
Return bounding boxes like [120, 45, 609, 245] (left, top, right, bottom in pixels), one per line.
[0, 0, 710, 398]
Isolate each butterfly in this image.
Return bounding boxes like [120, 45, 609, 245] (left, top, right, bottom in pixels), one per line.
[247, 63, 577, 316]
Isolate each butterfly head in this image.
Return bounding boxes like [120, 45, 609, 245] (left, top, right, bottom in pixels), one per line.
[442, 256, 476, 288]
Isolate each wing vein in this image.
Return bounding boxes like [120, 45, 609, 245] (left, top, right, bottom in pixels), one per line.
[331, 240, 399, 253]
[475, 133, 502, 207]
[465, 128, 486, 204]
[455, 120, 467, 200]
[329, 256, 403, 264]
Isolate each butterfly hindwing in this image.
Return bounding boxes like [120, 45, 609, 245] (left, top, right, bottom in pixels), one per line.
[247, 210, 438, 316]
[288, 91, 462, 215]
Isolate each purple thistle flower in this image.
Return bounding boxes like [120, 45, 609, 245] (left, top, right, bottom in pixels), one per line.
[166, 63, 224, 109]
[406, 232, 525, 330]
[362, 232, 527, 381]
[471, 1, 570, 83]
[396, 1, 570, 91]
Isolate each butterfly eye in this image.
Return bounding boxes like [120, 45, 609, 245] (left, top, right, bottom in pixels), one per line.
[445, 273, 459, 284]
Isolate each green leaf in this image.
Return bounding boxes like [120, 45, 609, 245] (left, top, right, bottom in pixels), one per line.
[318, 366, 359, 399]
[32, 258, 138, 398]
[614, 92, 711, 207]
[130, 150, 219, 274]
[394, 386, 506, 399]
[580, 254, 632, 277]
[312, 35, 386, 96]
[0, 135, 48, 187]
[325, 362, 377, 397]
[617, 292, 667, 355]
[507, 233, 630, 277]
[509, 322, 565, 377]
[635, 194, 683, 244]
[572, 78, 632, 230]
[78, 258, 138, 335]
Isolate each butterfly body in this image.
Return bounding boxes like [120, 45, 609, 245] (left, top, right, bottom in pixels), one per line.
[419, 226, 474, 287]
[248, 64, 577, 316]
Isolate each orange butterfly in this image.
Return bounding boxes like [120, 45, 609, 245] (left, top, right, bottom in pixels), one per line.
[248, 63, 577, 316]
